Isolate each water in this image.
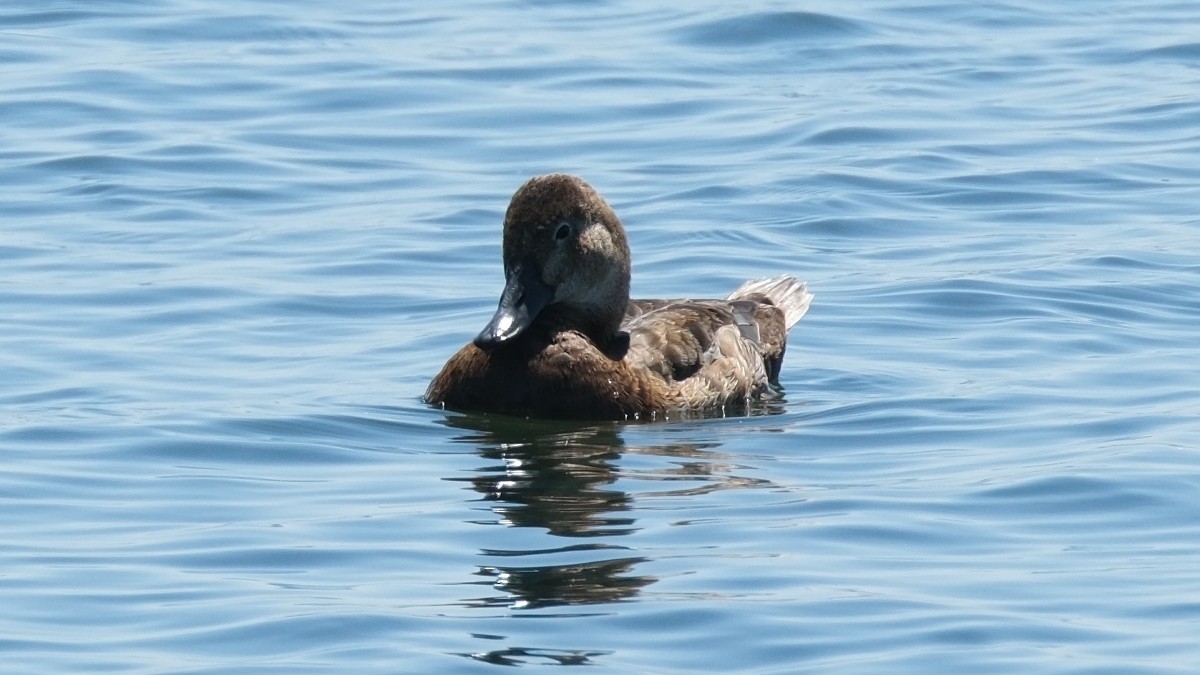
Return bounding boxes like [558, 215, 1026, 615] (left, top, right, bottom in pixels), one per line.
[3, 0, 1199, 672]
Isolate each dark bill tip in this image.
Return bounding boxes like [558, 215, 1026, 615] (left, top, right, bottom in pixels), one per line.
[472, 257, 553, 351]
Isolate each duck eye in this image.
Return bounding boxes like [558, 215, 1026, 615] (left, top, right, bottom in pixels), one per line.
[553, 222, 571, 241]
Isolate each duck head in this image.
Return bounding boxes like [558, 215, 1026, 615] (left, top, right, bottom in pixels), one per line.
[473, 174, 631, 351]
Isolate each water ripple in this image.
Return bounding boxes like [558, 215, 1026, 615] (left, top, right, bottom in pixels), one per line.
[4, 0, 1200, 673]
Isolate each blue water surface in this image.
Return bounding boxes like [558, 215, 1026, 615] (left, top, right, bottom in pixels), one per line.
[3, 1, 1200, 672]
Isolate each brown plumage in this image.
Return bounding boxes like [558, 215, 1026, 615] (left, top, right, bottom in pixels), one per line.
[425, 174, 812, 420]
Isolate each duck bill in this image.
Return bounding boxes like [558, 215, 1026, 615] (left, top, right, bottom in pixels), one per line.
[473, 257, 553, 350]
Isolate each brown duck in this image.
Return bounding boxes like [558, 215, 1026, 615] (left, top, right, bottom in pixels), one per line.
[426, 174, 812, 420]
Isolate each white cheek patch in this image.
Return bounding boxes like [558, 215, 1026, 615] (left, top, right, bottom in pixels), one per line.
[496, 314, 514, 334]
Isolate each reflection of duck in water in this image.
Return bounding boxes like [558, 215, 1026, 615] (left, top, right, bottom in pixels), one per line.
[445, 417, 633, 537]
[427, 174, 812, 420]
[442, 414, 782, 542]
[445, 419, 654, 611]
[443, 416, 783, 615]
[469, 556, 652, 611]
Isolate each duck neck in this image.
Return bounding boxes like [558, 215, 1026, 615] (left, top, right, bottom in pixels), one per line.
[540, 304, 625, 352]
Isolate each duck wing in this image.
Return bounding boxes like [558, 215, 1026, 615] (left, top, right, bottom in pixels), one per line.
[619, 300, 782, 409]
[623, 276, 811, 387]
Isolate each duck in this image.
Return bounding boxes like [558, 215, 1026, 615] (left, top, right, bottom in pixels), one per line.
[425, 174, 812, 420]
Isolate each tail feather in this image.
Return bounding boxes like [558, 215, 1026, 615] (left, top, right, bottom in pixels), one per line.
[728, 275, 813, 330]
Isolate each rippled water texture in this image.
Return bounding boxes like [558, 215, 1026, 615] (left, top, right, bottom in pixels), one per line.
[4, 1, 1200, 672]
